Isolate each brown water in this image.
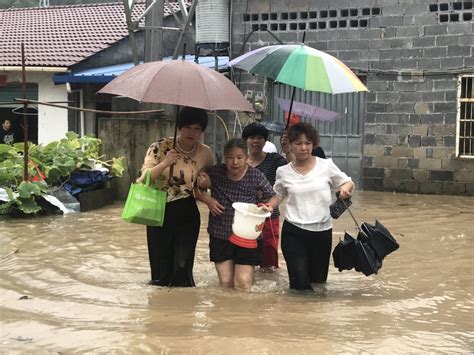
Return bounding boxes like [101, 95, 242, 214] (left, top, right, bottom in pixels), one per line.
[1, 191, 473, 353]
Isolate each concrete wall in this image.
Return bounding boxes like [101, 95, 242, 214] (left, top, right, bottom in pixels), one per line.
[97, 98, 175, 200]
[230, 0, 474, 195]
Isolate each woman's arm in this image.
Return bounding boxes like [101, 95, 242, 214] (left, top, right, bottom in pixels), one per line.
[194, 187, 225, 216]
[137, 144, 178, 183]
[148, 149, 178, 181]
[337, 181, 354, 200]
[196, 171, 211, 189]
[261, 195, 282, 213]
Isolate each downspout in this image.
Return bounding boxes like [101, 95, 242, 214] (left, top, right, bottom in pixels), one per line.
[67, 83, 85, 137]
[79, 89, 85, 137]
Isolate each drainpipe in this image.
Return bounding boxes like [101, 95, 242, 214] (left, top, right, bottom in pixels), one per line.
[66, 83, 85, 137]
[79, 89, 85, 137]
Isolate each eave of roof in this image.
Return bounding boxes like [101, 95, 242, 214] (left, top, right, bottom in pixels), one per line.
[53, 55, 229, 84]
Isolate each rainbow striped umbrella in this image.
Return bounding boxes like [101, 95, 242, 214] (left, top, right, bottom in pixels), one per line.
[229, 44, 367, 94]
[229, 43, 367, 128]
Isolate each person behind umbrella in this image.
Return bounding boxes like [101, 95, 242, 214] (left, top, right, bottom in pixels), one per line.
[265, 122, 354, 291]
[137, 106, 215, 287]
[242, 123, 288, 272]
[195, 138, 275, 291]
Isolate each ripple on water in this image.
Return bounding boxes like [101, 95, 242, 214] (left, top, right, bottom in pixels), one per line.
[1, 193, 473, 353]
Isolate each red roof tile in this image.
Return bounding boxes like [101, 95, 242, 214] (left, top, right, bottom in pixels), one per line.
[0, 1, 190, 67]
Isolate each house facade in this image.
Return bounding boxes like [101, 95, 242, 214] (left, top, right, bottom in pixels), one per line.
[229, 0, 473, 195]
[0, 0, 191, 144]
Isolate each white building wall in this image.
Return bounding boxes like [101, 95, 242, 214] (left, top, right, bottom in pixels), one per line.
[36, 74, 68, 144]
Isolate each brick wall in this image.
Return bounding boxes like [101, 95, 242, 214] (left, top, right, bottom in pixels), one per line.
[231, 0, 474, 195]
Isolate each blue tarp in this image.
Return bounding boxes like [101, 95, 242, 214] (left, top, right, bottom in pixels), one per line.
[63, 170, 113, 196]
[54, 55, 229, 84]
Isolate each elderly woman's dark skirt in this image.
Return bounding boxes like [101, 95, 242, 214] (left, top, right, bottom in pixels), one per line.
[146, 196, 200, 287]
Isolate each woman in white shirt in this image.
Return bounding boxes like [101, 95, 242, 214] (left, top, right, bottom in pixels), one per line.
[266, 122, 354, 291]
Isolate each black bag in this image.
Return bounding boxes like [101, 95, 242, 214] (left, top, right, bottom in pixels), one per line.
[329, 191, 352, 219]
[332, 232, 357, 272]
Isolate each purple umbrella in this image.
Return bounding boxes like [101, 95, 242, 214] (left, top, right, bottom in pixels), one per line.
[275, 98, 341, 122]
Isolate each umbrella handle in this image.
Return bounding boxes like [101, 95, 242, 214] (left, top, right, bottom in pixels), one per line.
[341, 198, 361, 231]
[169, 105, 180, 181]
[285, 87, 297, 130]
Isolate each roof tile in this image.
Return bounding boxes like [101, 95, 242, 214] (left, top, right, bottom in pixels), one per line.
[0, 0, 190, 67]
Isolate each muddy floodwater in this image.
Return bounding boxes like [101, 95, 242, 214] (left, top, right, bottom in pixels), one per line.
[1, 191, 473, 353]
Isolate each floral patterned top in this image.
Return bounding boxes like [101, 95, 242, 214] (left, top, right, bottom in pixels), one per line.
[139, 137, 215, 202]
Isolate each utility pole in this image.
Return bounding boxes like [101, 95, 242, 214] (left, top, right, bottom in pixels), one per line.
[144, 0, 164, 62]
[122, 0, 140, 66]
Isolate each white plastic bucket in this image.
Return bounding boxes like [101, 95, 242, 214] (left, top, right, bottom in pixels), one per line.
[231, 202, 270, 244]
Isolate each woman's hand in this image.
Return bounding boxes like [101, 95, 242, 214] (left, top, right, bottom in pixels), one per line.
[258, 203, 273, 214]
[197, 171, 211, 189]
[338, 181, 354, 200]
[280, 133, 290, 155]
[280, 133, 295, 162]
[162, 149, 178, 168]
[207, 197, 225, 217]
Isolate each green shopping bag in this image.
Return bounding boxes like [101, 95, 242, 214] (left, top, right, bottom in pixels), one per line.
[122, 169, 167, 226]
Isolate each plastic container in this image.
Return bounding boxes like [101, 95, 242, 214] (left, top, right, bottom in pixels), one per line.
[229, 202, 271, 248]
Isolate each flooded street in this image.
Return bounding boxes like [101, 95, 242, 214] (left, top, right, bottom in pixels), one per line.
[1, 191, 473, 353]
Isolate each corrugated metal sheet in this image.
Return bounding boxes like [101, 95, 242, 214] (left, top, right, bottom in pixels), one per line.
[268, 83, 366, 186]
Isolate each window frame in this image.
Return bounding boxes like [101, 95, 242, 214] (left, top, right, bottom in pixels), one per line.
[456, 74, 474, 158]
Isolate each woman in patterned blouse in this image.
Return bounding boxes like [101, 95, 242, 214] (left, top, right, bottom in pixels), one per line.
[138, 107, 215, 287]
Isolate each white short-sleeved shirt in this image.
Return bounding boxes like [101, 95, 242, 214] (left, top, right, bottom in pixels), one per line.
[262, 141, 278, 153]
[274, 157, 352, 232]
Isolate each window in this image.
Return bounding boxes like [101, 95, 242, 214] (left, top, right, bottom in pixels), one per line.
[457, 75, 474, 157]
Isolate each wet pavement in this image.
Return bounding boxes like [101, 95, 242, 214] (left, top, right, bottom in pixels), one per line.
[0, 191, 473, 353]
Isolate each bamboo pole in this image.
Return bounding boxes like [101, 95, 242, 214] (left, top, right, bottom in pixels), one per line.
[13, 98, 164, 116]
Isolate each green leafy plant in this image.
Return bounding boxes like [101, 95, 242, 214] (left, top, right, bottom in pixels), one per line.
[0, 132, 126, 216]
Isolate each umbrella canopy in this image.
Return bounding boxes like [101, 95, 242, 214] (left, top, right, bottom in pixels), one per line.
[331, 195, 398, 277]
[333, 232, 357, 272]
[332, 231, 382, 276]
[275, 97, 341, 122]
[358, 220, 400, 261]
[229, 44, 368, 94]
[98, 60, 254, 112]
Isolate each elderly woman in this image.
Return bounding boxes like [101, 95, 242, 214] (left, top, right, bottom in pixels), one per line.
[266, 122, 354, 291]
[138, 106, 215, 287]
[196, 138, 276, 291]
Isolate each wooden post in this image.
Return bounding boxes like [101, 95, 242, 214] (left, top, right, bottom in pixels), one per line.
[21, 43, 29, 182]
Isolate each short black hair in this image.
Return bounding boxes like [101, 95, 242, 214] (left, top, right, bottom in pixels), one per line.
[287, 122, 320, 146]
[224, 138, 248, 155]
[241, 122, 268, 141]
[177, 106, 208, 131]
